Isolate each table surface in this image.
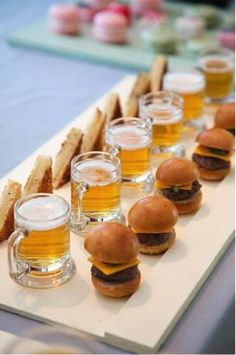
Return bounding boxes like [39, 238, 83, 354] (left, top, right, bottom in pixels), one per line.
[0, 1, 235, 354]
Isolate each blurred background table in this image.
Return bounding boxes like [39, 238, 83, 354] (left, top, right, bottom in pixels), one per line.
[0, 1, 234, 353]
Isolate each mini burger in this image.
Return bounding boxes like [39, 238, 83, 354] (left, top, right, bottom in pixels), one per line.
[192, 127, 234, 181]
[155, 157, 202, 214]
[84, 222, 140, 298]
[128, 195, 178, 255]
[215, 102, 235, 136]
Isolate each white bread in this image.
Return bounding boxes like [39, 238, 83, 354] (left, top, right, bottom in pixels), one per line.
[0, 180, 21, 242]
[53, 128, 83, 189]
[150, 56, 168, 92]
[81, 108, 105, 152]
[24, 155, 53, 195]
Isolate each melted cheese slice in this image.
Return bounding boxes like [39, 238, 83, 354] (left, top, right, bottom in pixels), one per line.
[88, 257, 140, 276]
[194, 146, 231, 161]
[156, 180, 192, 191]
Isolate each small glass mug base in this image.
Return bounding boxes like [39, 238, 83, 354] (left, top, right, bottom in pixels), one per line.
[121, 171, 154, 197]
[70, 210, 125, 236]
[152, 143, 186, 159]
[10, 257, 76, 289]
[183, 117, 205, 133]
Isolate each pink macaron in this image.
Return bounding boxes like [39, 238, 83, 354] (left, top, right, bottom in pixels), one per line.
[87, 0, 113, 10]
[48, 5, 80, 35]
[218, 30, 235, 50]
[131, 0, 162, 16]
[107, 2, 132, 24]
[93, 11, 128, 44]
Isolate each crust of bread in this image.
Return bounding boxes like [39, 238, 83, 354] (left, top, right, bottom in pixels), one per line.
[81, 108, 105, 152]
[105, 93, 122, 122]
[198, 166, 230, 181]
[0, 180, 22, 242]
[53, 128, 83, 189]
[123, 95, 139, 117]
[96, 94, 122, 150]
[139, 231, 176, 255]
[123, 72, 150, 117]
[150, 56, 168, 92]
[24, 155, 53, 195]
[91, 271, 141, 298]
[130, 72, 150, 98]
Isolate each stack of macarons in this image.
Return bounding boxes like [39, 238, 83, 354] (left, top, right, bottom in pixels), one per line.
[48, 5, 81, 35]
[92, 10, 128, 44]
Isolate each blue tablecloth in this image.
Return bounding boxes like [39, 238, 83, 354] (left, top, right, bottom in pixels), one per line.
[0, 1, 235, 353]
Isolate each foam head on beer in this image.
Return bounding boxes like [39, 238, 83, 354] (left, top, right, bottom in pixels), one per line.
[16, 195, 69, 231]
[163, 71, 205, 120]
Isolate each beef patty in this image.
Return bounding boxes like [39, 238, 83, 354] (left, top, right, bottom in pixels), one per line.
[160, 180, 201, 201]
[137, 231, 175, 246]
[91, 265, 139, 283]
[192, 153, 230, 170]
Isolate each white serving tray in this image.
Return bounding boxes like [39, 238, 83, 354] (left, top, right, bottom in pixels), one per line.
[0, 76, 234, 353]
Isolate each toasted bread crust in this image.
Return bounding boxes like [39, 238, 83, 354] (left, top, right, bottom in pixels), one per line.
[150, 56, 168, 92]
[53, 128, 83, 189]
[123, 72, 150, 117]
[81, 108, 105, 152]
[96, 94, 122, 150]
[130, 72, 150, 98]
[123, 95, 139, 117]
[105, 93, 122, 122]
[0, 180, 22, 242]
[24, 155, 53, 195]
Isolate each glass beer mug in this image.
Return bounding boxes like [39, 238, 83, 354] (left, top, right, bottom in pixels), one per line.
[8, 193, 76, 288]
[70, 151, 123, 235]
[139, 91, 185, 158]
[106, 117, 154, 195]
[163, 70, 205, 129]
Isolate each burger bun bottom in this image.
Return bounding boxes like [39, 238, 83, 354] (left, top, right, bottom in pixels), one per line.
[173, 190, 202, 215]
[199, 167, 230, 181]
[139, 230, 176, 255]
[91, 271, 141, 298]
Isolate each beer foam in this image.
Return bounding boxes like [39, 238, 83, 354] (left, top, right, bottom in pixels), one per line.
[146, 103, 183, 125]
[200, 56, 233, 73]
[108, 125, 151, 149]
[76, 159, 118, 185]
[16, 196, 69, 231]
[164, 72, 205, 93]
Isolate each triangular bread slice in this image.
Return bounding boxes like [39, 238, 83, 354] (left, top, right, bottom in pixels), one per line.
[81, 108, 105, 152]
[24, 155, 53, 195]
[0, 180, 22, 242]
[53, 128, 83, 189]
[96, 94, 122, 150]
[105, 93, 122, 122]
[123, 95, 139, 117]
[123, 72, 150, 117]
[130, 72, 150, 98]
[150, 55, 168, 92]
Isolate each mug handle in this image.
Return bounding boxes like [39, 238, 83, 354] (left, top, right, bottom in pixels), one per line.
[8, 228, 31, 280]
[109, 144, 121, 156]
[76, 183, 89, 229]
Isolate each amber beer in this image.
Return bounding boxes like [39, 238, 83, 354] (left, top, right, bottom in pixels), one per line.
[139, 92, 184, 157]
[15, 195, 70, 266]
[8, 193, 75, 288]
[70, 152, 122, 233]
[71, 159, 121, 214]
[106, 119, 152, 178]
[163, 71, 205, 120]
[199, 49, 234, 100]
